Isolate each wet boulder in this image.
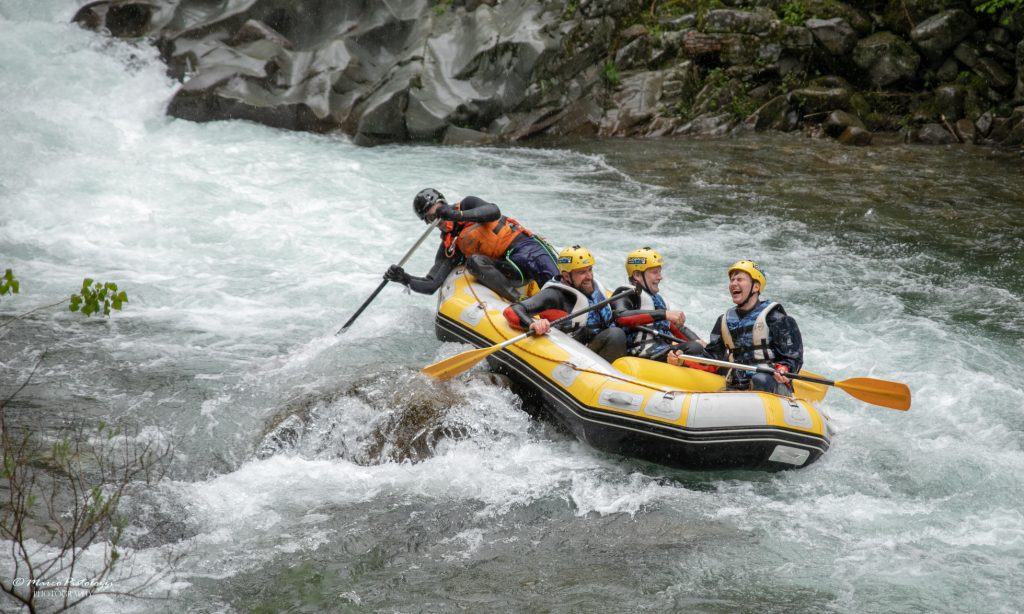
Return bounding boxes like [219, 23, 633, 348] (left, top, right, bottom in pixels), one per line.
[933, 84, 965, 121]
[837, 125, 872, 146]
[954, 118, 976, 143]
[806, 17, 857, 56]
[913, 123, 958, 144]
[703, 8, 779, 37]
[853, 32, 922, 88]
[745, 94, 799, 132]
[1017, 40, 1024, 99]
[72, 0, 174, 38]
[791, 85, 851, 115]
[675, 111, 734, 136]
[823, 109, 866, 137]
[910, 10, 976, 62]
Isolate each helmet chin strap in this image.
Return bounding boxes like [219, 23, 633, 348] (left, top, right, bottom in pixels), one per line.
[634, 272, 653, 296]
[739, 285, 759, 311]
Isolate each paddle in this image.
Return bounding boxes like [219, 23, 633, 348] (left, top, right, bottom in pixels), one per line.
[336, 218, 441, 335]
[422, 287, 638, 381]
[634, 325, 910, 410]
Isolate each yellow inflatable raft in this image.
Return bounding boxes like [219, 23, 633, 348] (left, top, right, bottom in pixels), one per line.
[434, 268, 834, 471]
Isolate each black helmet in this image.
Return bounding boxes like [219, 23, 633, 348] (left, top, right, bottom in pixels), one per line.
[413, 188, 445, 221]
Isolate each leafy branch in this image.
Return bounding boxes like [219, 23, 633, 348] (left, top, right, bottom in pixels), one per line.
[0, 269, 19, 297]
[0, 270, 129, 331]
[69, 279, 128, 317]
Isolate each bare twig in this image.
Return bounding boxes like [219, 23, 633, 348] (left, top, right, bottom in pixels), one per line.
[0, 299, 68, 331]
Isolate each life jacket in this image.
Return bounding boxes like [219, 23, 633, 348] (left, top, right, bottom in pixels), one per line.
[719, 300, 783, 383]
[441, 201, 531, 259]
[627, 290, 672, 357]
[542, 278, 613, 333]
[626, 291, 717, 372]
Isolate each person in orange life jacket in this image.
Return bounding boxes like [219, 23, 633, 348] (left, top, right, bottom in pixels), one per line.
[611, 247, 712, 367]
[383, 188, 559, 302]
[502, 245, 627, 363]
[669, 260, 803, 394]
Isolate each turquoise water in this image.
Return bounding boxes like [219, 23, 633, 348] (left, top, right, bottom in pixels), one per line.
[1, 3, 1023, 613]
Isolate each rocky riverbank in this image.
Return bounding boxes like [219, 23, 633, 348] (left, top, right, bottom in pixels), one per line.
[73, 0, 1024, 148]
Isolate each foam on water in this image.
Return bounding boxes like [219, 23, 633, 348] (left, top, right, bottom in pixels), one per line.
[2, 3, 1023, 613]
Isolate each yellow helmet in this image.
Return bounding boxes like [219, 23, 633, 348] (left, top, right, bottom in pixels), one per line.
[728, 260, 766, 291]
[557, 245, 595, 274]
[625, 247, 664, 278]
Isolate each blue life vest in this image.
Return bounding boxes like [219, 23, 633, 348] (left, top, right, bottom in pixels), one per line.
[626, 290, 672, 357]
[586, 284, 614, 333]
[720, 300, 782, 384]
[542, 279, 614, 334]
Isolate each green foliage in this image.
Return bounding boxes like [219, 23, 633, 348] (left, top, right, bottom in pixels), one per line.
[730, 92, 756, 120]
[433, 0, 452, 16]
[0, 268, 19, 298]
[975, 0, 1023, 14]
[603, 60, 621, 86]
[781, 1, 807, 26]
[70, 278, 128, 317]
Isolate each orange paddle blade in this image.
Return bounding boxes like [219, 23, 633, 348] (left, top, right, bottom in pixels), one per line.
[836, 377, 911, 410]
[792, 369, 829, 403]
[421, 345, 502, 381]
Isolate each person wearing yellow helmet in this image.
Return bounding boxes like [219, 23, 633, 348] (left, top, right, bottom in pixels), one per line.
[611, 247, 709, 365]
[670, 260, 803, 394]
[384, 189, 559, 302]
[502, 245, 627, 363]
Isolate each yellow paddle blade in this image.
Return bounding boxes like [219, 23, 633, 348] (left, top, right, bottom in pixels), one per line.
[421, 345, 502, 381]
[836, 377, 912, 410]
[792, 369, 829, 403]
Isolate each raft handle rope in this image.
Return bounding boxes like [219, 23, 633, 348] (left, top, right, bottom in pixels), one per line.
[464, 279, 687, 397]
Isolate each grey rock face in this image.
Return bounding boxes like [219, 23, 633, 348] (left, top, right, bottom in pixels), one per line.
[76, 0, 605, 144]
[601, 70, 665, 135]
[71, 0, 1024, 148]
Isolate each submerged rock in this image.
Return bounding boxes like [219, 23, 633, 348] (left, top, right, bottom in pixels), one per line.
[254, 369, 512, 464]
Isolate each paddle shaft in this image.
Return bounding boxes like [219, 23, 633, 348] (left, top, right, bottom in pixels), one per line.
[337, 219, 440, 334]
[491, 287, 638, 350]
[635, 325, 820, 382]
[420, 287, 637, 380]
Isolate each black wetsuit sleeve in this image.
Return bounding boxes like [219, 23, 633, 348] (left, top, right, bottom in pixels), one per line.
[407, 244, 457, 295]
[506, 286, 574, 329]
[703, 315, 728, 361]
[453, 196, 501, 223]
[610, 284, 634, 317]
[767, 310, 803, 373]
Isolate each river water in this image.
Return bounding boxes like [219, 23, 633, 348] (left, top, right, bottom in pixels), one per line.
[2, 2, 1023, 613]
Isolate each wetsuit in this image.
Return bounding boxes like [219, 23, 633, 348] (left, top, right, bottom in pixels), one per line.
[391, 196, 558, 300]
[703, 300, 803, 394]
[503, 280, 627, 364]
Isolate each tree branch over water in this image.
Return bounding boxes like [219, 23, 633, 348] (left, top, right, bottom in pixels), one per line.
[1, 272, 180, 613]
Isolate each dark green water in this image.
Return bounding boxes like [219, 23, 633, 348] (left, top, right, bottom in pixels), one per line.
[2, 4, 1024, 612]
